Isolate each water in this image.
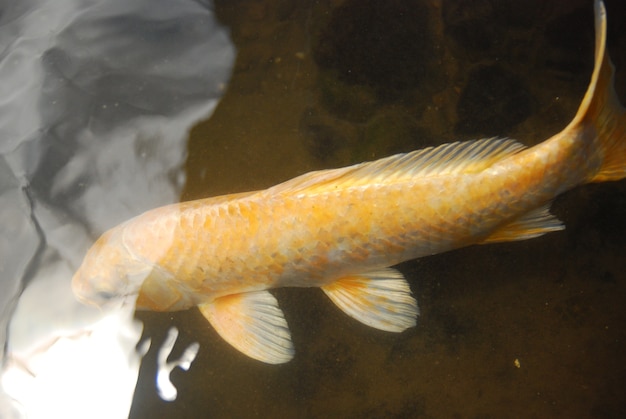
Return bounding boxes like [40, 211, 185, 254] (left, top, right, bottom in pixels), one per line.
[3, 0, 626, 418]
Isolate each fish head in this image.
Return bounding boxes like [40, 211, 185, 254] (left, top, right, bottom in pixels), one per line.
[72, 225, 152, 308]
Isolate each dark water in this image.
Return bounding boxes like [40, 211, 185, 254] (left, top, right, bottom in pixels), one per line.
[2, 0, 626, 419]
[128, 0, 626, 418]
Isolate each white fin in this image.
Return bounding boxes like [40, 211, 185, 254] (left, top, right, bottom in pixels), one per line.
[267, 138, 526, 196]
[321, 268, 418, 333]
[198, 291, 294, 364]
[480, 203, 564, 244]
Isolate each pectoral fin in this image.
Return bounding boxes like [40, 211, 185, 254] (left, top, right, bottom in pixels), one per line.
[198, 291, 294, 364]
[322, 268, 418, 333]
[480, 203, 564, 244]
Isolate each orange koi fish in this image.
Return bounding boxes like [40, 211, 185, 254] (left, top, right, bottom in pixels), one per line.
[73, 1, 625, 364]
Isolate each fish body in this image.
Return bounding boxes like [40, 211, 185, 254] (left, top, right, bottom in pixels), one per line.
[73, 1, 626, 364]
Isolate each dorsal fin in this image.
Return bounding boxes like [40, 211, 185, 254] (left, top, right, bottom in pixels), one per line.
[268, 138, 526, 196]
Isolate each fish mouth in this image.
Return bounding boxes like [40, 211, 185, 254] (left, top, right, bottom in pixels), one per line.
[71, 273, 94, 305]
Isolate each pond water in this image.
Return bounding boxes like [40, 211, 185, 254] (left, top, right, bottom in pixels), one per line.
[2, 0, 626, 418]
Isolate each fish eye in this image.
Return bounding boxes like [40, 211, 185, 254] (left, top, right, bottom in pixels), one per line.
[95, 290, 118, 301]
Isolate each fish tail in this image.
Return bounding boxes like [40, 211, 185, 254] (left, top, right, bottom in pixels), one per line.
[577, 1, 626, 183]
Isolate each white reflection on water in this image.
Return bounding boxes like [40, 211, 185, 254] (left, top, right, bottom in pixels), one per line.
[0, 0, 234, 417]
[3, 287, 144, 418]
[156, 327, 200, 402]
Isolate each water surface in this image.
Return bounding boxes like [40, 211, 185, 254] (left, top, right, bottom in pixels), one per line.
[2, 0, 625, 418]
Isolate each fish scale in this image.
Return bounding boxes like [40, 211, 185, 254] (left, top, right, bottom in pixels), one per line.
[73, 1, 626, 364]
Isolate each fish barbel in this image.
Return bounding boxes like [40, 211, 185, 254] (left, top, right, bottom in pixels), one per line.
[73, 1, 626, 364]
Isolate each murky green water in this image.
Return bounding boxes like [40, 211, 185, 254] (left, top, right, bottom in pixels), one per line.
[128, 0, 626, 418]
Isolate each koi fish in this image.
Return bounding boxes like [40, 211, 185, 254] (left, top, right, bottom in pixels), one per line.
[73, 0, 625, 364]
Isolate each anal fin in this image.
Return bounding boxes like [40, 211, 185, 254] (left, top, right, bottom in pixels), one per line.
[198, 291, 294, 364]
[322, 268, 418, 333]
[480, 203, 564, 244]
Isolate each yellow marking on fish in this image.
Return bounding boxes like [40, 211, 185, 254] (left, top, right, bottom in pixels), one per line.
[72, 1, 626, 364]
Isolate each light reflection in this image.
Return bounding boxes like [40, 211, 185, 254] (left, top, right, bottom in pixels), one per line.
[0, 0, 234, 416]
[3, 302, 143, 419]
[156, 327, 200, 402]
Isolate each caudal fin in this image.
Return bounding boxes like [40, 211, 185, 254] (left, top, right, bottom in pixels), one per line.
[574, 1, 626, 183]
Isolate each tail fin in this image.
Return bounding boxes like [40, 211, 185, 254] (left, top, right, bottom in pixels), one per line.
[574, 1, 626, 183]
